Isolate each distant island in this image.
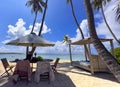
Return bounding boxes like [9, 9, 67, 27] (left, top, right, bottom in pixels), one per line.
[0, 52, 23, 54]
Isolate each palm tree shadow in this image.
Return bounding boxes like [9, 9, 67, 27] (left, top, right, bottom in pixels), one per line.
[57, 62, 119, 83]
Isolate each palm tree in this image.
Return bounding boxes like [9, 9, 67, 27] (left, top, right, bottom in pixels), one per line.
[30, 0, 48, 55]
[26, 0, 45, 59]
[83, 0, 120, 82]
[91, 0, 120, 45]
[26, 0, 46, 33]
[66, 0, 88, 61]
[63, 35, 72, 64]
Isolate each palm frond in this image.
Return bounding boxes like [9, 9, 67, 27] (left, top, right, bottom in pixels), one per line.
[115, 4, 120, 23]
[91, 0, 111, 11]
[26, 0, 45, 14]
[37, 4, 43, 13]
[40, 1, 46, 7]
[26, 0, 34, 7]
[66, 0, 71, 4]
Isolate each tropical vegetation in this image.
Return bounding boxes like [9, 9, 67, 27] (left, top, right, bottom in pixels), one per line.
[37, 55, 43, 61]
[25, 0, 120, 82]
[63, 35, 72, 64]
[111, 47, 120, 63]
[26, 0, 48, 58]
[26, 0, 46, 33]
[30, 0, 48, 57]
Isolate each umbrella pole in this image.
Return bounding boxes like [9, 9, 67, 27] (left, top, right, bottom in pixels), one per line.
[26, 46, 29, 59]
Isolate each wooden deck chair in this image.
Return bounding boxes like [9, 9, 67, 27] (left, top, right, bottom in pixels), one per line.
[1, 58, 15, 76]
[51, 58, 60, 73]
[12, 60, 32, 84]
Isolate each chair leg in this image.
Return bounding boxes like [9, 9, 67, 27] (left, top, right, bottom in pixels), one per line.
[10, 68, 13, 73]
[6, 70, 10, 76]
[1, 72, 6, 76]
[1, 70, 9, 77]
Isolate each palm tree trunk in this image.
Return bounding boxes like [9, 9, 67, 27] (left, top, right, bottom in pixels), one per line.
[31, 11, 38, 33]
[101, 3, 120, 45]
[38, 0, 48, 36]
[30, 0, 48, 55]
[83, 0, 120, 82]
[69, 43, 72, 65]
[26, 11, 38, 59]
[70, 0, 88, 61]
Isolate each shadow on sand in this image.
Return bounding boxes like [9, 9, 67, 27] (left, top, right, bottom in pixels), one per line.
[0, 72, 76, 87]
[57, 62, 119, 83]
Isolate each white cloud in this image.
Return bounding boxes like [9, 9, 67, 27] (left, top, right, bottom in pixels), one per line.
[34, 41, 84, 54]
[70, 0, 120, 55]
[7, 18, 26, 39]
[3, 18, 51, 43]
[95, 0, 120, 47]
[2, 0, 120, 54]
[2, 18, 88, 54]
[0, 46, 10, 52]
[70, 19, 89, 42]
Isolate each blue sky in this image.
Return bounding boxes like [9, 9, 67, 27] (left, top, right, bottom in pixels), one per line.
[0, 0, 120, 54]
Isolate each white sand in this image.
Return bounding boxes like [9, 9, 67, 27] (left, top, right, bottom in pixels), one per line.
[0, 60, 120, 87]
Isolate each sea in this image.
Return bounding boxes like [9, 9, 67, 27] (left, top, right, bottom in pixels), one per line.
[0, 53, 85, 61]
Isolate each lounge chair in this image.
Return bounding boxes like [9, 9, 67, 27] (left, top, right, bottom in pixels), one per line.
[51, 58, 60, 73]
[1, 58, 15, 76]
[12, 60, 32, 83]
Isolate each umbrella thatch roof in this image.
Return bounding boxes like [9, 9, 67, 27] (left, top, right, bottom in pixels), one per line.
[6, 33, 55, 47]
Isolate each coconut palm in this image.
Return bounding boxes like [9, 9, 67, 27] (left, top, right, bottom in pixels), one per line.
[38, 0, 48, 36]
[83, 0, 120, 82]
[63, 35, 72, 64]
[26, 0, 46, 33]
[30, 0, 48, 55]
[26, 0, 46, 58]
[66, 0, 88, 61]
[91, 0, 120, 45]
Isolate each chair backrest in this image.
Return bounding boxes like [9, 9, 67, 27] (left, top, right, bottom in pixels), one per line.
[36, 61, 50, 72]
[35, 61, 51, 83]
[13, 60, 32, 79]
[54, 58, 60, 68]
[1, 58, 10, 69]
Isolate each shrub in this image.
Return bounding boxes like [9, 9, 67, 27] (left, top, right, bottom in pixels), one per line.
[112, 47, 120, 63]
[37, 56, 43, 61]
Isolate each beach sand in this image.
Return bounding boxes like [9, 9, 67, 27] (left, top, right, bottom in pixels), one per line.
[0, 60, 120, 87]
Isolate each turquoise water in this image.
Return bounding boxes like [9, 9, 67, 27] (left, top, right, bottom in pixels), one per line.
[0, 53, 85, 61]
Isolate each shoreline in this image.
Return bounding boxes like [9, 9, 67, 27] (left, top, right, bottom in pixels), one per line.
[0, 53, 85, 61]
[0, 52, 23, 54]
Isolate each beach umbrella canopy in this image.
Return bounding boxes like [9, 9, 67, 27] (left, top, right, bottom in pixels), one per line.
[6, 33, 55, 47]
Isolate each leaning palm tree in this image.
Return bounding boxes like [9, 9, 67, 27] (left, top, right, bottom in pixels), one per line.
[30, 0, 48, 55]
[66, 0, 89, 61]
[91, 0, 120, 45]
[83, 0, 120, 82]
[26, 0, 46, 59]
[26, 0, 46, 33]
[63, 35, 72, 64]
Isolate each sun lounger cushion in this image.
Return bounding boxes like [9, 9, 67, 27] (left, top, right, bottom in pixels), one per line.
[79, 61, 90, 67]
